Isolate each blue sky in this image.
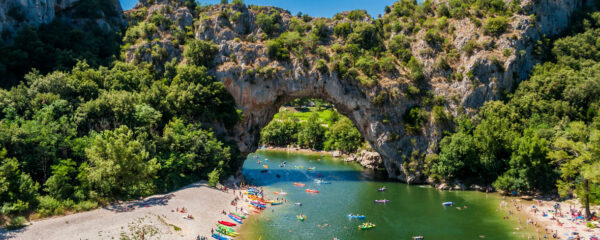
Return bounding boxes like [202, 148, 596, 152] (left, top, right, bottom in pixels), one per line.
[119, 0, 398, 18]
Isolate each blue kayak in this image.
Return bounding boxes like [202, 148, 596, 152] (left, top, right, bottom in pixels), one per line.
[347, 214, 366, 219]
[228, 214, 243, 224]
[442, 202, 454, 206]
[212, 233, 233, 240]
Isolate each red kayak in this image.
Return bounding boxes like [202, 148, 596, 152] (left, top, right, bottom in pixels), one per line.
[218, 221, 236, 227]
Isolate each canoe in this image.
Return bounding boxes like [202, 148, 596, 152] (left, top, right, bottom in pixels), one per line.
[442, 202, 454, 206]
[295, 202, 302, 206]
[253, 210, 260, 213]
[230, 212, 246, 219]
[228, 214, 243, 224]
[218, 221, 236, 227]
[270, 201, 283, 205]
[305, 189, 319, 193]
[374, 199, 390, 203]
[212, 233, 234, 240]
[347, 214, 366, 219]
[294, 182, 306, 187]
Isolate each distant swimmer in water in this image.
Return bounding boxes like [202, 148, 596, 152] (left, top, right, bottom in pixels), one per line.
[276, 174, 281, 178]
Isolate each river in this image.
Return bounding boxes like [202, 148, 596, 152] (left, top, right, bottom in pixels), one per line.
[237, 150, 535, 240]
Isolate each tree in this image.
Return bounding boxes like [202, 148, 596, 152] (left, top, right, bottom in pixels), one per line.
[297, 113, 325, 150]
[549, 121, 600, 219]
[0, 148, 39, 215]
[434, 132, 478, 182]
[328, 118, 362, 153]
[85, 126, 159, 199]
[44, 159, 78, 200]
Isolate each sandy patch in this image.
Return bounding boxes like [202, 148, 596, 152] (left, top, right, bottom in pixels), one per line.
[1, 182, 245, 240]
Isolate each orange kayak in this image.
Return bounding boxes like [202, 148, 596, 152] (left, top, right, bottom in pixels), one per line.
[305, 189, 319, 193]
[294, 183, 306, 187]
[263, 165, 269, 169]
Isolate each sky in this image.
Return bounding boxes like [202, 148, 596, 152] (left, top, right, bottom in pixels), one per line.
[119, 0, 398, 18]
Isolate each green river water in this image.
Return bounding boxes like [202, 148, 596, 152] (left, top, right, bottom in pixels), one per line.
[237, 150, 534, 240]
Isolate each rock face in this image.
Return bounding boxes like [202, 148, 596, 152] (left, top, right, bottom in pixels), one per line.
[344, 150, 383, 169]
[0, 0, 123, 38]
[123, 0, 593, 183]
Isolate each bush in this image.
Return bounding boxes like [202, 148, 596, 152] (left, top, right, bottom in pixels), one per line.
[484, 17, 508, 36]
[462, 39, 479, 56]
[207, 168, 221, 187]
[403, 106, 428, 134]
[266, 38, 289, 61]
[74, 200, 98, 212]
[316, 59, 328, 74]
[37, 196, 64, 217]
[184, 40, 218, 67]
[7, 216, 26, 230]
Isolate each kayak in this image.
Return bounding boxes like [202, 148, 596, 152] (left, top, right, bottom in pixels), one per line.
[273, 191, 287, 195]
[305, 189, 319, 193]
[216, 228, 238, 237]
[294, 182, 306, 187]
[270, 201, 283, 205]
[218, 221, 236, 227]
[230, 212, 246, 219]
[315, 179, 331, 184]
[216, 224, 235, 232]
[358, 222, 376, 230]
[295, 166, 305, 169]
[378, 187, 387, 192]
[374, 199, 390, 203]
[241, 209, 249, 215]
[412, 236, 424, 240]
[295, 202, 302, 206]
[307, 167, 316, 170]
[297, 215, 306, 221]
[442, 202, 454, 206]
[263, 165, 269, 169]
[253, 210, 260, 213]
[212, 233, 234, 240]
[347, 214, 366, 219]
[228, 214, 243, 224]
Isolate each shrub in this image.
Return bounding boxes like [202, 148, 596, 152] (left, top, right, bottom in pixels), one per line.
[403, 106, 428, 134]
[406, 85, 421, 98]
[347, 10, 366, 21]
[266, 38, 289, 61]
[424, 29, 443, 45]
[316, 59, 328, 74]
[358, 76, 376, 88]
[207, 168, 221, 187]
[37, 196, 64, 217]
[6, 216, 26, 230]
[256, 13, 279, 35]
[333, 22, 352, 38]
[462, 39, 479, 56]
[408, 57, 425, 83]
[184, 40, 218, 67]
[74, 200, 98, 212]
[484, 17, 508, 36]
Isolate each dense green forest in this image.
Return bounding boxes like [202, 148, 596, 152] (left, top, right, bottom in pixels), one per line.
[427, 12, 600, 205]
[0, 41, 241, 229]
[260, 100, 364, 154]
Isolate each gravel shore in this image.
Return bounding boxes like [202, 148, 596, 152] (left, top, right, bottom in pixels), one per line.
[1, 182, 242, 240]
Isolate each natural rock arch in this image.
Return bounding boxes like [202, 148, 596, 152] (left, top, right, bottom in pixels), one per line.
[216, 64, 429, 182]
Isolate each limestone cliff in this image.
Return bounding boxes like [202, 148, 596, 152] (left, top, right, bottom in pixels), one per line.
[122, 0, 593, 183]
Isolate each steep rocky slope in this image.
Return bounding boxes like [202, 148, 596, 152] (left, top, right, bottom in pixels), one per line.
[122, 0, 592, 182]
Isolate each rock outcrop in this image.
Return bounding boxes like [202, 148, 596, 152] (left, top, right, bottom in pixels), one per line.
[122, 0, 594, 183]
[344, 150, 383, 169]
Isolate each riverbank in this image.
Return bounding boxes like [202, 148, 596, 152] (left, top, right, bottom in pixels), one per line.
[0, 182, 241, 240]
[259, 146, 383, 169]
[259, 146, 338, 157]
[512, 198, 600, 239]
